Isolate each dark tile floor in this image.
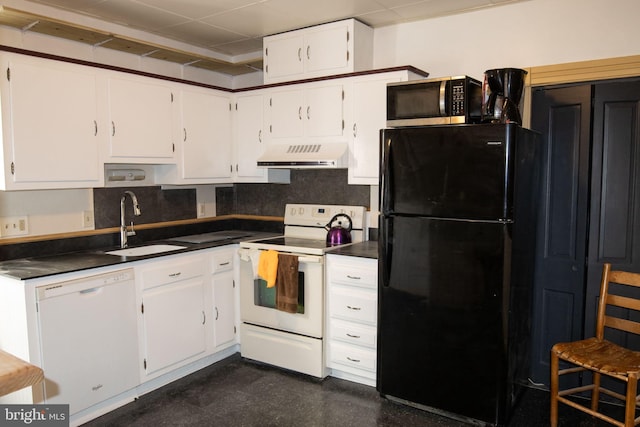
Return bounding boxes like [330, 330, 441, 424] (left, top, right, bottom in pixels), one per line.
[82, 354, 622, 427]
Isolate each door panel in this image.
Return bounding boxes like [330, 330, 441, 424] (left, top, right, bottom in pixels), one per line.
[529, 85, 592, 384]
[585, 81, 640, 337]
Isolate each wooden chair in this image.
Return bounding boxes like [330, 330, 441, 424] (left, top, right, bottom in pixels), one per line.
[551, 263, 640, 427]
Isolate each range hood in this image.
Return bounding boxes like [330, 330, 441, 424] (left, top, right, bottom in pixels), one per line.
[257, 143, 348, 168]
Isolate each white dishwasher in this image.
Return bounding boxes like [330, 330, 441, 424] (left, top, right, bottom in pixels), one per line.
[36, 268, 139, 415]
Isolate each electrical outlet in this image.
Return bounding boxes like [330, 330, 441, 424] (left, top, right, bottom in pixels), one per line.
[0, 216, 28, 237]
[82, 210, 94, 228]
[197, 203, 206, 218]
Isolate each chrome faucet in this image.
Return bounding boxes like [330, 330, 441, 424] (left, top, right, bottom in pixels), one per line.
[120, 191, 141, 248]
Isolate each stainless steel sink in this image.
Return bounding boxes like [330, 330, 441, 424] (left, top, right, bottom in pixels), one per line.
[105, 244, 186, 257]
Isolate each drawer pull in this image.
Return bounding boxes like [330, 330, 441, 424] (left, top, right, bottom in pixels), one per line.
[346, 333, 360, 339]
[346, 357, 360, 363]
[168, 272, 182, 278]
[346, 305, 361, 311]
[347, 275, 361, 280]
[219, 262, 230, 266]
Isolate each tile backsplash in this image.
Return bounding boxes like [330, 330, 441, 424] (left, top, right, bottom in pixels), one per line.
[216, 169, 370, 216]
[93, 169, 370, 229]
[93, 186, 196, 229]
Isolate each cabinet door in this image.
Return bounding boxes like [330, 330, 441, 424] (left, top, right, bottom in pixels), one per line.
[142, 277, 206, 374]
[213, 269, 236, 349]
[305, 84, 344, 138]
[181, 89, 231, 180]
[5, 57, 101, 188]
[304, 24, 349, 75]
[107, 76, 174, 161]
[264, 33, 303, 82]
[267, 84, 343, 143]
[234, 94, 266, 181]
[268, 88, 304, 140]
[349, 75, 403, 185]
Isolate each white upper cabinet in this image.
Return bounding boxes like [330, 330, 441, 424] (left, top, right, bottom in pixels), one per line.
[174, 85, 232, 183]
[105, 73, 175, 163]
[266, 82, 346, 145]
[0, 53, 102, 190]
[347, 70, 426, 185]
[233, 92, 267, 182]
[263, 19, 373, 84]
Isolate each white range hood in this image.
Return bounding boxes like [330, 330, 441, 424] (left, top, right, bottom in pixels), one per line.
[257, 142, 348, 168]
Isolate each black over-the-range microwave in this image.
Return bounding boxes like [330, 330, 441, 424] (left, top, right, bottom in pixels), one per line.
[386, 76, 483, 126]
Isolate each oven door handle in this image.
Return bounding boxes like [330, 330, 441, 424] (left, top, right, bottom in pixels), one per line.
[238, 248, 323, 264]
[297, 256, 323, 264]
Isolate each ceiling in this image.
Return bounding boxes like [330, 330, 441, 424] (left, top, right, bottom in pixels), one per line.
[0, 0, 530, 76]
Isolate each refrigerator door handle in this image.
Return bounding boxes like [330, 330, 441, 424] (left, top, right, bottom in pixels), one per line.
[380, 130, 393, 215]
[380, 217, 392, 288]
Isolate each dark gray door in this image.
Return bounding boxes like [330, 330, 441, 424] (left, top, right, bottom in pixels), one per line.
[529, 85, 592, 384]
[530, 79, 640, 386]
[584, 81, 640, 339]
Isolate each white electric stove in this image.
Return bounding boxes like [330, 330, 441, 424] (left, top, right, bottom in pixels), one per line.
[238, 204, 367, 378]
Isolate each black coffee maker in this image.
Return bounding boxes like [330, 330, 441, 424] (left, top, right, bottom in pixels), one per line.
[481, 68, 528, 124]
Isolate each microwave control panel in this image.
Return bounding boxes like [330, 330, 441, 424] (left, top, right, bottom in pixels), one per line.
[450, 80, 466, 115]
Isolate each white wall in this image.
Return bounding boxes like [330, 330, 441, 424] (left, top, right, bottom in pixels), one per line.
[374, 0, 640, 80]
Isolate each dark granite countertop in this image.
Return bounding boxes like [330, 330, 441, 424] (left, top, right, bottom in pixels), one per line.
[0, 230, 278, 281]
[327, 240, 378, 259]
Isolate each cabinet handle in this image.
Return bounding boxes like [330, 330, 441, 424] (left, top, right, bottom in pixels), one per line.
[168, 272, 181, 278]
[215, 307, 219, 320]
[347, 275, 361, 280]
[307, 106, 310, 120]
[352, 123, 357, 138]
[202, 310, 206, 325]
[298, 106, 302, 120]
[94, 120, 98, 136]
[111, 121, 115, 137]
[346, 357, 360, 363]
[307, 45, 310, 60]
[346, 305, 361, 311]
[297, 47, 302, 62]
[346, 333, 360, 339]
[258, 129, 262, 142]
[183, 128, 187, 142]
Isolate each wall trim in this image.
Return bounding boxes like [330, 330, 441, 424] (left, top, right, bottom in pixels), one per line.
[529, 55, 640, 86]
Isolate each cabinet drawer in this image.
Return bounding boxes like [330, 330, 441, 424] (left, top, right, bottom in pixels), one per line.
[211, 250, 234, 273]
[329, 262, 376, 289]
[330, 286, 377, 324]
[330, 341, 376, 372]
[330, 318, 376, 348]
[142, 257, 204, 290]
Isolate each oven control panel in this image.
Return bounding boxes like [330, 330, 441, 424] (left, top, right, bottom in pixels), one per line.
[284, 204, 366, 229]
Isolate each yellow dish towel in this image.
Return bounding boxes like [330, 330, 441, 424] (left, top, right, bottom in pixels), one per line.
[258, 250, 279, 288]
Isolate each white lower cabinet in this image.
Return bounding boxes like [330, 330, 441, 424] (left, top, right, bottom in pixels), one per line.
[325, 254, 377, 386]
[210, 247, 238, 350]
[139, 254, 207, 377]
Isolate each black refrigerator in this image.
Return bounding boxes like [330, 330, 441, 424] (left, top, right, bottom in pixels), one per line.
[377, 123, 541, 426]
